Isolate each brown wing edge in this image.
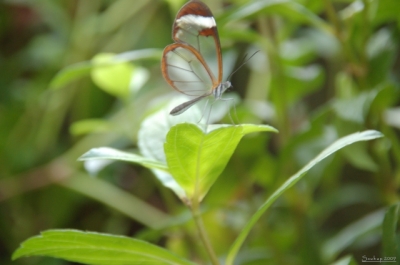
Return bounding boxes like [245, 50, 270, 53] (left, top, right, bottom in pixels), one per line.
[175, 0, 213, 20]
[161, 43, 217, 95]
[171, 0, 223, 84]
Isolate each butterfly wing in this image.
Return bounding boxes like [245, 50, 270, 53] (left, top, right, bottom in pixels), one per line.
[162, 0, 223, 96]
[162, 43, 214, 96]
[172, 0, 223, 83]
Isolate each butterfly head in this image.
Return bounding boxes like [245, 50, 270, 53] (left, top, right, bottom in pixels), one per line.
[213, 81, 231, 99]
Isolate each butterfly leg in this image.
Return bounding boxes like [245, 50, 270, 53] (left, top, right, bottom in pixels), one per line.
[219, 97, 238, 125]
[203, 100, 215, 133]
[197, 98, 210, 124]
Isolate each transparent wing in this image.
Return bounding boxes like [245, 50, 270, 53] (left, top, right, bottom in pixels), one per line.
[162, 43, 214, 96]
[172, 0, 223, 84]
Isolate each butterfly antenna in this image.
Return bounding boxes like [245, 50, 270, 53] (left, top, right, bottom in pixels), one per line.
[227, 50, 260, 81]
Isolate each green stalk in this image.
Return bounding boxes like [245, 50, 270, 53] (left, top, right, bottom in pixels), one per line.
[190, 205, 220, 265]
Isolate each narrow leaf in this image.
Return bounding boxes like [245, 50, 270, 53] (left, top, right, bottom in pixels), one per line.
[239, 124, 278, 135]
[62, 174, 171, 229]
[226, 130, 383, 265]
[13, 230, 195, 265]
[70, 119, 113, 135]
[78, 147, 168, 171]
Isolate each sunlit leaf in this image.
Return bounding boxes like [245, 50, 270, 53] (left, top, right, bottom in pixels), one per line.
[91, 53, 134, 99]
[164, 123, 278, 202]
[13, 230, 195, 265]
[138, 99, 204, 201]
[49, 49, 161, 90]
[70, 119, 113, 135]
[137, 96, 239, 201]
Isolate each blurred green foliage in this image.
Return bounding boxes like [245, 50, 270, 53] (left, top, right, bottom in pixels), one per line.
[0, 0, 399, 264]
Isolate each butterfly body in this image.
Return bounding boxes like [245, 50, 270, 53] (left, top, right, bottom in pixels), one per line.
[169, 80, 231, 116]
[162, 0, 230, 116]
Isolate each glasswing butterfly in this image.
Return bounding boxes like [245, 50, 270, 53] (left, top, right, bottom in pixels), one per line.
[161, 0, 232, 117]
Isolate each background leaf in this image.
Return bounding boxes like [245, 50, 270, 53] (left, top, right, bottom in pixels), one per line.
[91, 53, 135, 99]
[49, 61, 93, 89]
[382, 203, 399, 258]
[330, 255, 359, 265]
[322, 209, 385, 262]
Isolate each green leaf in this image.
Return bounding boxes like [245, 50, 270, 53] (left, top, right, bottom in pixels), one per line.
[332, 89, 380, 123]
[278, 64, 324, 103]
[63, 174, 171, 229]
[112, 49, 162, 62]
[330, 255, 358, 265]
[49, 49, 161, 90]
[91, 53, 134, 99]
[322, 209, 385, 261]
[70, 119, 113, 135]
[12, 230, 195, 265]
[49, 61, 92, 89]
[226, 130, 384, 265]
[137, 100, 204, 200]
[373, 0, 400, 26]
[78, 147, 168, 171]
[382, 203, 399, 257]
[366, 29, 397, 86]
[164, 123, 277, 202]
[220, 0, 331, 33]
[341, 142, 379, 172]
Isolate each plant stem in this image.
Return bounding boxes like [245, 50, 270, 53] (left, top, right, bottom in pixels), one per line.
[324, 0, 367, 89]
[191, 205, 220, 265]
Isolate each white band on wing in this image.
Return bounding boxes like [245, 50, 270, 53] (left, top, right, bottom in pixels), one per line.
[176, 14, 216, 30]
